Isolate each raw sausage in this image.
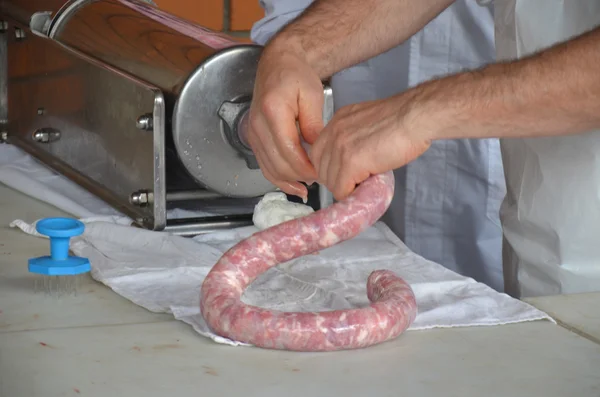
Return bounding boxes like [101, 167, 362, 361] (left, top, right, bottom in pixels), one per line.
[200, 171, 417, 351]
[200, 172, 417, 351]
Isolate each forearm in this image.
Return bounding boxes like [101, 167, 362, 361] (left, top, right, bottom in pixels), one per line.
[266, 0, 454, 79]
[416, 26, 600, 141]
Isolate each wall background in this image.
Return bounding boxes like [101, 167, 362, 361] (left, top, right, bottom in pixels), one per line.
[154, 0, 265, 39]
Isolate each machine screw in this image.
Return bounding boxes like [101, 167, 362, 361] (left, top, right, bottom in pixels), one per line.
[136, 114, 153, 131]
[14, 27, 25, 41]
[32, 128, 61, 143]
[130, 190, 154, 207]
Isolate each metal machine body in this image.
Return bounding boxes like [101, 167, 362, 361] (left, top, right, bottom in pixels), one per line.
[0, 0, 334, 235]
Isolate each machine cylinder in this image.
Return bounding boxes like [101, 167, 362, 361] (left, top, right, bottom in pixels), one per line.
[43, 0, 275, 197]
[47, 0, 246, 104]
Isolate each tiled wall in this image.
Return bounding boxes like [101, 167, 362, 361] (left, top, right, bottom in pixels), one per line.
[154, 0, 265, 39]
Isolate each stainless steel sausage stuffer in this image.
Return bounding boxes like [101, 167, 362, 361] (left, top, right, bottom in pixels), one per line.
[0, 0, 334, 236]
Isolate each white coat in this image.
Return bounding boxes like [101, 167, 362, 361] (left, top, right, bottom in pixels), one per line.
[488, 0, 600, 297]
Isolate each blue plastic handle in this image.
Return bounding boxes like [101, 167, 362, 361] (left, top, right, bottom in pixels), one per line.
[36, 218, 85, 260]
[28, 217, 91, 276]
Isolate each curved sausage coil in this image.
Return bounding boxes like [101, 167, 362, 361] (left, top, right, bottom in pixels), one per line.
[200, 171, 417, 351]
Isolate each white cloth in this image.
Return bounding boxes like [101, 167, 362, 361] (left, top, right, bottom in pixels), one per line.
[10, 219, 553, 347]
[1, 144, 552, 347]
[252, 1, 507, 293]
[493, 0, 600, 297]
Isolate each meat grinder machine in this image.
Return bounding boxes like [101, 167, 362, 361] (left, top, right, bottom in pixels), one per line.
[0, 0, 334, 235]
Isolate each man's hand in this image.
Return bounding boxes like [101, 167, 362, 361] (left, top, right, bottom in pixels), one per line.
[246, 47, 324, 200]
[245, 0, 454, 200]
[310, 95, 432, 200]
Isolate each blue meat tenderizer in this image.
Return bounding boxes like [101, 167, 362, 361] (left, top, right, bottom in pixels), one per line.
[28, 217, 91, 295]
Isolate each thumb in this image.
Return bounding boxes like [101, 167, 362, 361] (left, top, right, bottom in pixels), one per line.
[297, 86, 324, 145]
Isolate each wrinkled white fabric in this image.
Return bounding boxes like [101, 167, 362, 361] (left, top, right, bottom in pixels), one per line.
[10, 218, 553, 347]
[252, 1, 507, 292]
[493, 0, 600, 297]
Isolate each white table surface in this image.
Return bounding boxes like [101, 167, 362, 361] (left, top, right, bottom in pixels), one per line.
[527, 293, 600, 344]
[2, 184, 600, 397]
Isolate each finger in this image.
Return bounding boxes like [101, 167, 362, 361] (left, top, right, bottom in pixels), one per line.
[280, 181, 309, 201]
[249, 114, 305, 184]
[253, 149, 279, 186]
[257, 138, 297, 184]
[326, 139, 343, 196]
[246, 110, 271, 162]
[262, 97, 317, 182]
[316, 142, 331, 187]
[250, 129, 284, 186]
[332, 163, 368, 201]
[309, 124, 332, 184]
[262, 127, 311, 183]
[307, 127, 324, 167]
[247, 118, 279, 180]
[255, 150, 308, 199]
[297, 84, 324, 144]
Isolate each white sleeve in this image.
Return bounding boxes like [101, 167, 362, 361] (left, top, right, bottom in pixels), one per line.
[250, 0, 315, 45]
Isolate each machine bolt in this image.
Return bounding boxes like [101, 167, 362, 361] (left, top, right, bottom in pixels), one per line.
[14, 27, 25, 41]
[136, 114, 153, 131]
[130, 190, 154, 207]
[32, 128, 61, 143]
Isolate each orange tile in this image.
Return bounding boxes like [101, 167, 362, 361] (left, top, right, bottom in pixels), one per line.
[235, 35, 253, 43]
[154, 0, 224, 31]
[230, 0, 264, 31]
